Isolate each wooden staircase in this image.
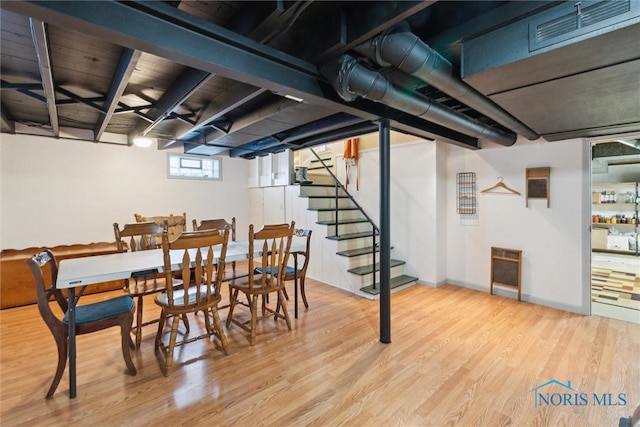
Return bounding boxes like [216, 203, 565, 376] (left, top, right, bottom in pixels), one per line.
[296, 150, 418, 297]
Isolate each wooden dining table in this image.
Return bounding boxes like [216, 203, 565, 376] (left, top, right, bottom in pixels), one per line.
[56, 240, 303, 398]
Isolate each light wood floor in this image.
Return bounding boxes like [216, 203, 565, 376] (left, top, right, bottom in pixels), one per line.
[1, 280, 639, 426]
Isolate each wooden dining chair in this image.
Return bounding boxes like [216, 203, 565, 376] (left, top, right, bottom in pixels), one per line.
[192, 217, 249, 297]
[192, 217, 237, 240]
[113, 221, 188, 348]
[226, 222, 295, 346]
[155, 227, 231, 376]
[134, 212, 187, 242]
[26, 250, 137, 399]
[262, 229, 313, 309]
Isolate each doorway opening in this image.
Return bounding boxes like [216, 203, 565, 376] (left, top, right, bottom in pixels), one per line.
[589, 136, 640, 324]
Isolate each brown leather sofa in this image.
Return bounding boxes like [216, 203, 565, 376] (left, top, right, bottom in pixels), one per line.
[1, 242, 125, 309]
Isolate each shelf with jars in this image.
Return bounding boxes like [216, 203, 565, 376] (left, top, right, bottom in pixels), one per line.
[591, 182, 639, 256]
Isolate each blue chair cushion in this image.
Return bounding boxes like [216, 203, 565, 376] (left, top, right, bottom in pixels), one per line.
[63, 295, 134, 324]
[255, 265, 296, 276]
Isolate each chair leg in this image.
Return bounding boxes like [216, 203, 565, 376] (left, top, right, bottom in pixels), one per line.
[300, 276, 309, 309]
[277, 289, 292, 331]
[203, 306, 213, 334]
[226, 289, 239, 327]
[210, 307, 230, 355]
[181, 314, 190, 333]
[261, 293, 268, 316]
[120, 317, 137, 376]
[155, 310, 166, 349]
[46, 331, 68, 399]
[249, 294, 258, 346]
[163, 315, 181, 376]
[134, 295, 144, 348]
[282, 285, 289, 300]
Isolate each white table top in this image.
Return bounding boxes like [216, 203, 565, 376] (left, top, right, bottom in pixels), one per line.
[56, 240, 301, 289]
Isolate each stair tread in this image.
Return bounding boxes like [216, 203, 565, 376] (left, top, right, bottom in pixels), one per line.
[336, 245, 393, 257]
[348, 259, 406, 275]
[316, 218, 369, 225]
[326, 231, 377, 241]
[308, 207, 359, 211]
[299, 183, 336, 187]
[360, 275, 418, 295]
[300, 195, 350, 199]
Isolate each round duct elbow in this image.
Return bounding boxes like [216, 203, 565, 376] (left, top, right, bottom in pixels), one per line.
[332, 55, 516, 146]
[356, 23, 539, 141]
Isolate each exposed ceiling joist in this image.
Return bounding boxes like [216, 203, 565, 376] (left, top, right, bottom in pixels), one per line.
[29, 18, 58, 137]
[203, 96, 300, 143]
[95, 48, 142, 141]
[136, 67, 212, 137]
[160, 85, 267, 149]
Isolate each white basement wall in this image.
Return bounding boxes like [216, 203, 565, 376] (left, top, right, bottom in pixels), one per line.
[0, 133, 251, 249]
[445, 138, 590, 314]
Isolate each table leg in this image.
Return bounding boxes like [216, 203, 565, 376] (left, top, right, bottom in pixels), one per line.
[68, 287, 77, 398]
[294, 253, 298, 319]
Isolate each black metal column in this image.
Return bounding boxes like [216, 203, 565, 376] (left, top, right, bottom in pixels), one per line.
[379, 119, 391, 344]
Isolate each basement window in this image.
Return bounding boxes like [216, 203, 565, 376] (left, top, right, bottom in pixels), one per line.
[167, 153, 222, 181]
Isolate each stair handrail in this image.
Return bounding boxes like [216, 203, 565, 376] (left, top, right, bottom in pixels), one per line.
[310, 148, 379, 290]
[310, 148, 380, 234]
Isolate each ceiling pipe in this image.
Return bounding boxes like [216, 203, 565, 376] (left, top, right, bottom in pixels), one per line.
[323, 55, 517, 147]
[353, 22, 539, 141]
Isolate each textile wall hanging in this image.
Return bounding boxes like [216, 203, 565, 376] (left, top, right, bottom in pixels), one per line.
[343, 138, 359, 191]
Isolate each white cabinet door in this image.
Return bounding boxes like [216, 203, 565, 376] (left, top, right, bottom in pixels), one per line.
[258, 155, 273, 187]
[263, 186, 286, 224]
[248, 188, 264, 228]
[248, 150, 293, 188]
[272, 150, 293, 186]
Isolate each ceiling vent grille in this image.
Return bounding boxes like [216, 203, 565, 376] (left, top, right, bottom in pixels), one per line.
[535, 12, 578, 42]
[582, 0, 631, 26]
[530, 0, 635, 51]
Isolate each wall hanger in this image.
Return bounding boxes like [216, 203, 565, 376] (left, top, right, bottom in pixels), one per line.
[481, 176, 520, 195]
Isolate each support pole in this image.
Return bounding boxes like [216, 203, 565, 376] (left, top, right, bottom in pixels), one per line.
[379, 119, 391, 344]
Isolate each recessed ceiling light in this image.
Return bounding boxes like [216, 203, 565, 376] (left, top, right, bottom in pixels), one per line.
[283, 94, 304, 103]
[133, 136, 153, 148]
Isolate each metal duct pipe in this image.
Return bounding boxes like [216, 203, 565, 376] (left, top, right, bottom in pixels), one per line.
[354, 23, 539, 141]
[326, 55, 516, 146]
